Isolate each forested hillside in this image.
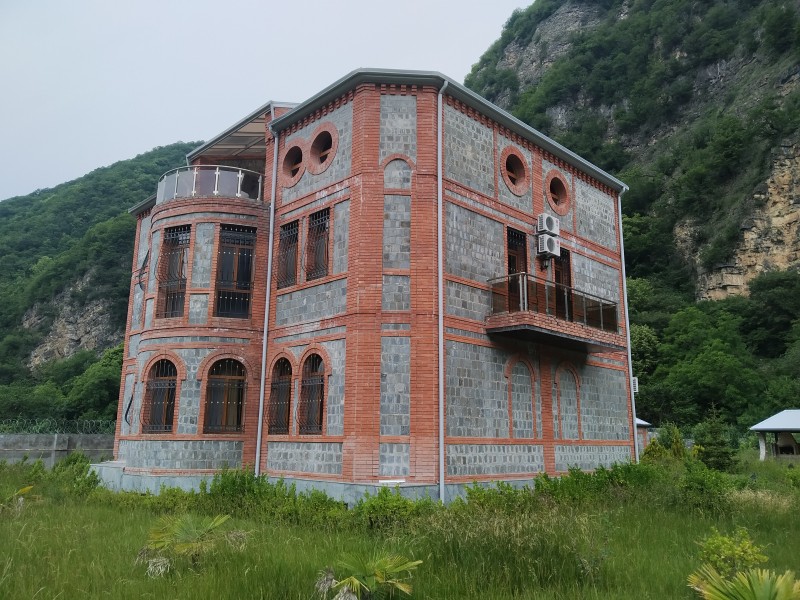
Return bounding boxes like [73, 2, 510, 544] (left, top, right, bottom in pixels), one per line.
[0, 142, 198, 420]
[467, 0, 800, 429]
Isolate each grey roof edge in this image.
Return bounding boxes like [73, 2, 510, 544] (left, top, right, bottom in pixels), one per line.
[129, 194, 156, 216]
[750, 409, 800, 431]
[270, 68, 627, 193]
[186, 100, 298, 162]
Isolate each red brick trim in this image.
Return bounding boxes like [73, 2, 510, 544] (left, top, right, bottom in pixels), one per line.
[500, 145, 531, 197]
[544, 169, 572, 216]
[306, 122, 339, 176]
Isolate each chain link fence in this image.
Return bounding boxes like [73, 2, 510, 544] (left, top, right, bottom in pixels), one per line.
[0, 418, 116, 435]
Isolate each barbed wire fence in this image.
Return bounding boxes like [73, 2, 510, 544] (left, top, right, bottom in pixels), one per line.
[0, 418, 116, 435]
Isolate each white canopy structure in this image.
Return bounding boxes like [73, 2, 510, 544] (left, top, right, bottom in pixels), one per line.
[750, 409, 800, 461]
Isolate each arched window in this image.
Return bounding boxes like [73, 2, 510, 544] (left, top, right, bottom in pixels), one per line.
[142, 359, 177, 433]
[203, 359, 246, 433]
[299, 354, 324, 435]
[268, 358, 292, 435]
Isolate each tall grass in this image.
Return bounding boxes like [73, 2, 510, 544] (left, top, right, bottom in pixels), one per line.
[0, 454, 798, 599]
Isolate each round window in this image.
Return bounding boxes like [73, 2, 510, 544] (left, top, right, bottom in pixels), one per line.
[500, 147, 529, 196]
[545, 172, 571, 215]
[282, 145, 304, 186]
[307, 124, 338, 175]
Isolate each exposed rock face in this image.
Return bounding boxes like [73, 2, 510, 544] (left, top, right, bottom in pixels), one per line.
[697, 140, 800, 299]
[23, 273, 123, 368]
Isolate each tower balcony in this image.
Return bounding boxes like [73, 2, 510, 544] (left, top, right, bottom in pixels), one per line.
[156, 166, 263, 205]
[486, 273, 626, 352]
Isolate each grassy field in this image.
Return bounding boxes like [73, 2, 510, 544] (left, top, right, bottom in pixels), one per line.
[1, 453, 798, 599]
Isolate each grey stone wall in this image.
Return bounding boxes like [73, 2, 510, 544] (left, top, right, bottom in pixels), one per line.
[191, 222, 215, 287]
[128, 334, 141, 359]
[542, 158, 573, 233]
[445, 202, 504, 283]
[283, 103, 353, 203]
[383, 195, 411, 269]
[579, 366, 630, 441]
[380, 337, 410, 436]
[511, 362, 535, 438]
[447, 444, 544, 476]
[444, 105, 495, 197]
[321, 339, 346, 436]
[446, 340, 509, 438]
[554, 444, 631, 471]
[0, 434, 114, 468]
[384, 159, 412, 189]
[275, 279, 347, 327]
[144, 299, 154, 328]
[131, 285, 144, 330]
[137, 214, 152, 268]
[274, 325, 347, 345]
[118, 439, 243, 470]
[188, 294, 209, 325]
[379, 443, 410, 476]
[572, 251, 620, 305]
[147, 230, 161, 294]
[379, 95, 417, 163]
[497, 136, 533, 213]
[575, 179, 618, 251]
[121, 373, 136, 436]
[554, 368, 579, 440]
[445, 280, 491, 322]
[382, 275, 410, 311]
[266, 442, 343, 475]
[333, 200, 350, 274]
[174, 347, 215, 435]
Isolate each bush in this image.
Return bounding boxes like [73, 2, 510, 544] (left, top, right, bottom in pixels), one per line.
[679, 460, 733, 514]
[697, 527, 767, 579]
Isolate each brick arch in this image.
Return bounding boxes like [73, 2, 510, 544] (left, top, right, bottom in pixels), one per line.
[500, 145, 531, 197]
[139, 351, 185, 436]
[265, 351, 297, 437]
[554, 361, 581, 440]
[195, 352, 255, 437]
[505, 354, 538, 439]
[544, 169, 572, 216]
[196, 350, 256, 384]
[381, 155, 415, 190]
[296, 344, 333, 436]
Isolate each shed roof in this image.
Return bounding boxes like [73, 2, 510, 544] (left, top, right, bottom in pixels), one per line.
[635, 418, 652, 427]
[750, 409, 800, 432]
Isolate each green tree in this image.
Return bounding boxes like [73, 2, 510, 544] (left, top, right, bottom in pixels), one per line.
[694, 408, 736, 472]
[63, 344, 123, 420]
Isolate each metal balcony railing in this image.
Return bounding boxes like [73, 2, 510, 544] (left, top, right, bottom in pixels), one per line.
[156, 166, 262, 204]
[488, 272, 619, 333]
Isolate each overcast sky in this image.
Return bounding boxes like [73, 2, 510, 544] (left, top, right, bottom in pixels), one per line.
[0, 0, 526, 200]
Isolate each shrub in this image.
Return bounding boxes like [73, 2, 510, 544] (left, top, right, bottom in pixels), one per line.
[679, 460, 732, 514]
[352, 487, 437, 531]
[697, 527, 767, 579]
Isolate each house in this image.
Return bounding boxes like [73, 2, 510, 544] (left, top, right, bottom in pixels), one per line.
[750, 409, 800, 460]
[93, 69, 636, 502]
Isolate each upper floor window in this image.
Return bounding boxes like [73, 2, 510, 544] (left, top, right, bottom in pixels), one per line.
[142, 359, 177, 434]
[299, 354, 324, 435]
[157, 225, 190, 318]
[277, 221, 299, 289]
[215, 225, 256, 318]
[203, 358, 246, 433]
[306, 209, 330, 281]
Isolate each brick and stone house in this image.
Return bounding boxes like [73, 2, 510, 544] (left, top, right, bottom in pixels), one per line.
[94, 69, 636, 502]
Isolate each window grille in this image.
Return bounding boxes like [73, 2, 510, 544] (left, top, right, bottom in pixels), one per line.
[141, 359, 177, 433]
[203, 359, 246, 433]
[299, 354, 324, 435]
[157, 225, 190, 318]
[305, 209, 330, 281]
[268, 358, 292, 434]
[277, 221, 298, 289]
[215, 225, 256, 318]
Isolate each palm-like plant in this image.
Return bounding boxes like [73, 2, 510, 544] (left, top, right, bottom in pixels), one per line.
[316, 553, 422, 599]
[688, 564, 800, 600]
[145, 514, 230, 563]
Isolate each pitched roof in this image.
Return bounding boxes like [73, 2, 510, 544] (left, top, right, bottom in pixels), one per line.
[750, 409, 800, 432]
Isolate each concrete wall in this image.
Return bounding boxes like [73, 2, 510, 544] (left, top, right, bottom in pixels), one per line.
[118, 439, 243, 470]
[0, 434, 114, 468]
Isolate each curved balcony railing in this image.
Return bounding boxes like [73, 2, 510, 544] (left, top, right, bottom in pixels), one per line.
[156, 166, 262, 204]
[488, 272, 619, 333]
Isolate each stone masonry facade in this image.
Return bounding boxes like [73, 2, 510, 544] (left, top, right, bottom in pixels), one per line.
[108, 71, 633, 499]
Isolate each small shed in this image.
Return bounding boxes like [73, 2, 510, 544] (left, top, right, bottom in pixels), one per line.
[635, 418, 653, 454]
[749, 409, 800, 461]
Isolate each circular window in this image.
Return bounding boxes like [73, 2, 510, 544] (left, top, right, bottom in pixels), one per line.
[282, 145, 305, 187]
[307, 124, 338, 175]
[500, 146, 529, 196]
[545, 171, 571, 215]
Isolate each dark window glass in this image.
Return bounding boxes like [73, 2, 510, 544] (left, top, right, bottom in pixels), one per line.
[299, 354, 324, 435]
[268, 358, 292, 434]
[142, 360, 177, 433]
[203, 359, 246, 433]
[215, 225, 256, 318]
[157, 226, 190, 318]
[277, 221, 298, 289]
[306, 209, 329, 281]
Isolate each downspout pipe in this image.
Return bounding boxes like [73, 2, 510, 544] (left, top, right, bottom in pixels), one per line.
[437, 80, 449, 503]
[255, 109, 280, 476]
[616, 184, 639, 463]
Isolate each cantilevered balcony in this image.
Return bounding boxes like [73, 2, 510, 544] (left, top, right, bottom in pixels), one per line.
[486, 273, 626, 352]
[156, 166, 262, 204]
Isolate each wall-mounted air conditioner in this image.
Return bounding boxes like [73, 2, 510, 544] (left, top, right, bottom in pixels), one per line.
[537, 234, 561, 257]
[632, 376, 639, 394]
[537, 213, 560, 236]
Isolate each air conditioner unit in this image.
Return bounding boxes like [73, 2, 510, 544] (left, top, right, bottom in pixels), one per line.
[631, 377, 639, 394]
[537, 213, 560, 236]
[537, 234, 561, 257]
